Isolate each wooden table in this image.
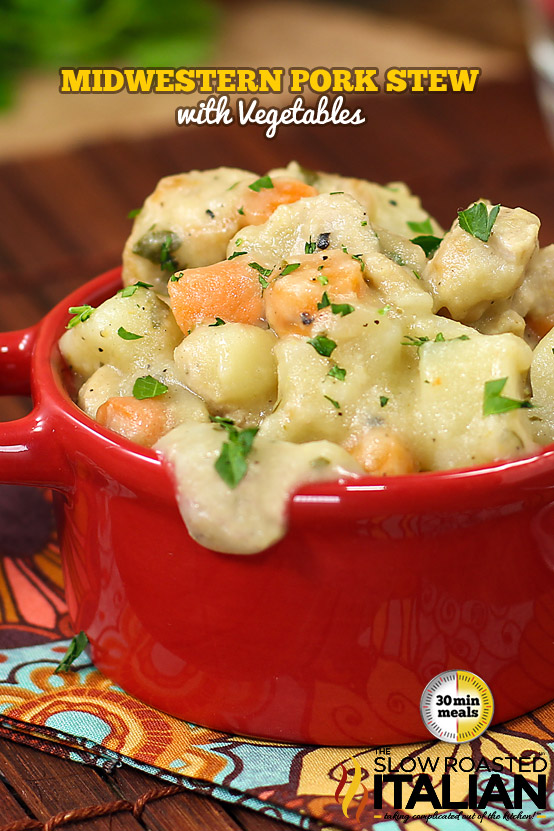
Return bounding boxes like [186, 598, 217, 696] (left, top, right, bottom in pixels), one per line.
[0, 73, 553, 830]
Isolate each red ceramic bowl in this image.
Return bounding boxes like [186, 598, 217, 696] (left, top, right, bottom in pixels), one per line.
[2, 266, 554, 746]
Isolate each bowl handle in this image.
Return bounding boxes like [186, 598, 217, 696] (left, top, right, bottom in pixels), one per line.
[0, 325, 68, 488]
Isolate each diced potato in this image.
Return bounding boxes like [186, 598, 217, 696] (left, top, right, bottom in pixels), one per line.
[529, 327, 554, 442]
[59, 287, 183, 380]
[174, 323, 278, 417]
[260, 308, 408, 444]
[424, 204, 540, 321]
[412, 331, 536, 469]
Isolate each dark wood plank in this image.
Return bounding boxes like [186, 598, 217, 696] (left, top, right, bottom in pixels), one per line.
[0, 739, 142, 830]
[108, 764, 245, 831]
[0, 768, 34, 825]
[229, 805, 303, 831]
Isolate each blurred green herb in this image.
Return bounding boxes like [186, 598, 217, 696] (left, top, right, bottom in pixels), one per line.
[0, 0, 218, 109]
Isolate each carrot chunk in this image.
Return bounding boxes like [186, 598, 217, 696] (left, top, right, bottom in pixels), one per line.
[96, 396, 170, 447]
[264, 249, 372, 336]
[168, 259, 265, 333]
[242, 177, 317, 225]
[344, 426, 417, 476]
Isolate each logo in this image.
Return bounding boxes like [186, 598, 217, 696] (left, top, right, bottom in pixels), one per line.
[420, 670, 494, 743]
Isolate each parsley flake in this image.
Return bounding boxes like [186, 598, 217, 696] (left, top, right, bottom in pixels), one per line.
[402, 334, 431, 348]
[317, 292, 354, 316]
[237, 206, 245, 215]
[328, 365, 346, 381]
[67, 305, 94, 328]
[54, 631, 88, 674]
[483, 377, 533, 416]
[249, 175, 274, 192]
[407, 217, 433, 235]
[213, 420, 259, 488]
[324, 395, 341, 409]
[228, 251, 247, 260]
[281, 262, 301, 276]
[132, 375, 168, 400]
[160, 233, 179, 273]
[308, 334, 337, 357]
[316, 270, 329, 286]
[249, 261, 272, 289]
[127, 207, 142, 219]
[380, 396, 389, 407]
[410, 235, 443, 258]
[118, 327, 143, 340]
[206, 208, 215, 219]
[209, 318, 226, 326]
[118, 281, 153, 298]
[305, 237, 317, 254]
[351, 253, 365, 272]
[458, 202, 500, 242]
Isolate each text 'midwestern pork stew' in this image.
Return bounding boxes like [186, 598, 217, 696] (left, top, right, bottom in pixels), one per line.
[59, 163, 554, 553]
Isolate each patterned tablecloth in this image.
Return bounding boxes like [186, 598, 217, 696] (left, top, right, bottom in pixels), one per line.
[0, 484, 551, 831]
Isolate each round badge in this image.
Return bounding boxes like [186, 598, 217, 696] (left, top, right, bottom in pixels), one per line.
[420, 670, 494, 743]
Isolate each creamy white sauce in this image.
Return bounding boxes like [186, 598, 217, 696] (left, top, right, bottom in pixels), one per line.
[155, 423, 362, 554]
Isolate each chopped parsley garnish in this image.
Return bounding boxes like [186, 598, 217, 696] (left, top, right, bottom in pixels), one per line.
[228, 251, 247, 260]
[413, 270, 421, 280]
[118, 281, 153, 298]
[67, 305, 94, 328]
[316, 269, 329, 286]
[410, 235, 443, 258]
[281, 262, 301, 276]
[213, 419, 259, 488]
[160, 233, 179, 273]
[389, 252, 406, 267]
[380, 396, 389, 407]
[308, 334, 337, 357]
[117, 327, 143, 340]
[402, 334, 430, 348]
[206, 208, 215, 219]
[458, 202, 500, 242]
[378, 305, 391, 315]
[402, 332, 470, 348]
[54, 631, 88, 674]
[169, 273, 182, 282]
[235, 237, 243, 246]
[127, 207, 142, 219]
[305, 237, 317, 254]
[132, 375, 168, 400]
[317, 292, 354, 317]
[351, 253, 365, 272]
[329, 191, 344, 195]
[249, 175, 273, 192]
[248, 261, 272, 289]
[483, 377, 533, 416]
[209, 318, 226, 326]
[407, 217, 433, 235]
[328, 365, 346, 381]
[238, 206, 245, 215]
[324, 395, 341, 409]
[361, 220, 368, 227]
[317, 232, 331, 249]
